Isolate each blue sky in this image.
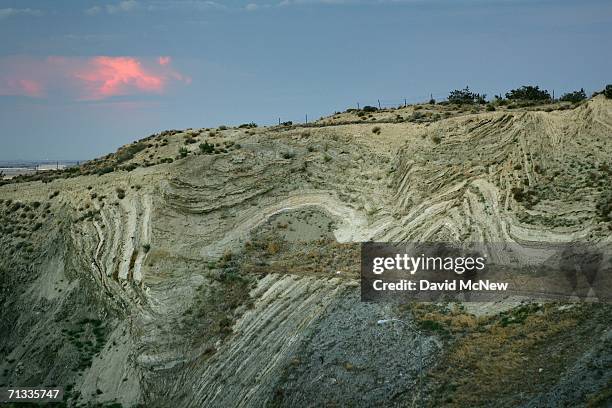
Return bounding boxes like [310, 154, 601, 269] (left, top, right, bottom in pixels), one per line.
[0, 0, 611, 160]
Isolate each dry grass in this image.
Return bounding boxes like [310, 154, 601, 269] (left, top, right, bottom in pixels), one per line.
[414, 303, 610, 407]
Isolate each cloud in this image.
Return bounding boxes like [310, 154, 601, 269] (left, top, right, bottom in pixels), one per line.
[75, 57, 165, 99]
[85, 1, 138, 15]
[0, 8, 43, 19]
[85, 6, 103, 15]
[107, 0, 139, 13]
[145, 1, 227, 12]
[0, 56, 189, 100]
[0, 78, 44, 98]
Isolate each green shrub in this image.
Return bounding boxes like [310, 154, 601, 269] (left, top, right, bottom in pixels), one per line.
[448, 86, 486, 104]
[121, 163, 138, 172]
[116, 142, 146, 163]
[96, 166, 114, 175]
[178, 147, 189, 158]
[505, 85, 550, 101]
[218, 125, 228, 130]
[362, 105, 378, 112]
[559, 88, 586, 103]
[603, 84, 612, 99]
[116, 188, 126, 200]
[199, 142, 215, 154]
[372, 126, 381, 135]
[281, 151, 296, 159]
[596, 191, 612, 222]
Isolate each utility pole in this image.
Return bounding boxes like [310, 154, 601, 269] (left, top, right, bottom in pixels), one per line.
[357, 102, 360, 110]
[378, 99, 381, 109]
[404, 98, 407, 107]
[278, 117, 281, 125]
[305, 114, 308, 124]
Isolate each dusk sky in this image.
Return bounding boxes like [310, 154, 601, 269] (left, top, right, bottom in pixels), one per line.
[1, 0, 611, 161]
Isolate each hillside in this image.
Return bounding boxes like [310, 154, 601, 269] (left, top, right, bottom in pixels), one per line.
[1, 96, 611, 407]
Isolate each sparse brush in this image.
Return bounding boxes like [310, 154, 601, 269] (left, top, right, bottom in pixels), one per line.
[199, 142, 215, 154]
[281, 151, 296, 159]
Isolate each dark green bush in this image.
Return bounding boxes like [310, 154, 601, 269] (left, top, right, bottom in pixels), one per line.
[559, 88, 586, 103]
[199, 142, 215, 154]
[115, 142, 146, 163]
[596, 191, 612, 222]
[505, 85, 550, 101]
[603, 84, 612, 99]
[281, 151, 296, 159]
[448, 86, 486, 104]
[96, 166, 114, 175]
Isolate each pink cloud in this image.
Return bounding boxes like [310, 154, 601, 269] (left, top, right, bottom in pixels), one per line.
[0, 78, 44, 97]
[76, 56, 165, 99]
[0, 55, 189, 100]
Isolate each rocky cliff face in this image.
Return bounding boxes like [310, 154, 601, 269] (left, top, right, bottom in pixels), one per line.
[1, 97, 611, 407]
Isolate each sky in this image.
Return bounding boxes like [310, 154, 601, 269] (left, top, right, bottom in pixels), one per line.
[0, 0, 611, 161]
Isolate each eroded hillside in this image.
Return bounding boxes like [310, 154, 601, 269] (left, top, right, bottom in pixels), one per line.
[1, 96, 611, 407]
